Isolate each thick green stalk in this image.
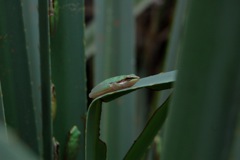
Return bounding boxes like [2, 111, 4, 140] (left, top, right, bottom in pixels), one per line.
[162, 0, 240, 159]
[22, 0, 43, 156]
[39, 0, 53, 159]
[157, 0, 187, 105]
[51, 0, 86, 159]
[0, 0, 42, 156]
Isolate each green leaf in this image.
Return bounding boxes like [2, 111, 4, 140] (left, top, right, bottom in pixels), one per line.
[124, 95, 171, 160]
[39, 0, 53, 159]
[162, 0, 240, 160]
[94, 0, 137, 158]
[51, 0, 86, 159]
[86, 71, 176, 160]
[100, 71, 176, 102]
[0, 0, 42, 155]
[0, 82, 7, 139]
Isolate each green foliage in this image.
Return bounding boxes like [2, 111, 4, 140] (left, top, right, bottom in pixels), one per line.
[162, 0, 240, 160]
[0, 0, 239, 160]
[0, 0, 85, 159]
[86, 71, 176, 160]
[0, 0, 43, 156]
[50, 0, 86, 159]
[94, 0, 137, 158]
[124, 95, 171, 160]
[0, 83, 7, 138]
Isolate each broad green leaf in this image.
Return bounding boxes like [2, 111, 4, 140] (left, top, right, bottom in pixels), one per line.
[0, 0, 42, 155]
[51, 0, 86, 159]
[39, 0, 52, 159]
[162, 0, 240, 160]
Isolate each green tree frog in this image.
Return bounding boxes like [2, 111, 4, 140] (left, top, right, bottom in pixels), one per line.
[89, 74, 140, 99]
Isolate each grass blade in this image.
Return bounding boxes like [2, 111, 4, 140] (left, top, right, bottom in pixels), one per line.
[39, 0, 53, 159]
[0, 82, 7, 139]
[124, 95, 171, 160]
